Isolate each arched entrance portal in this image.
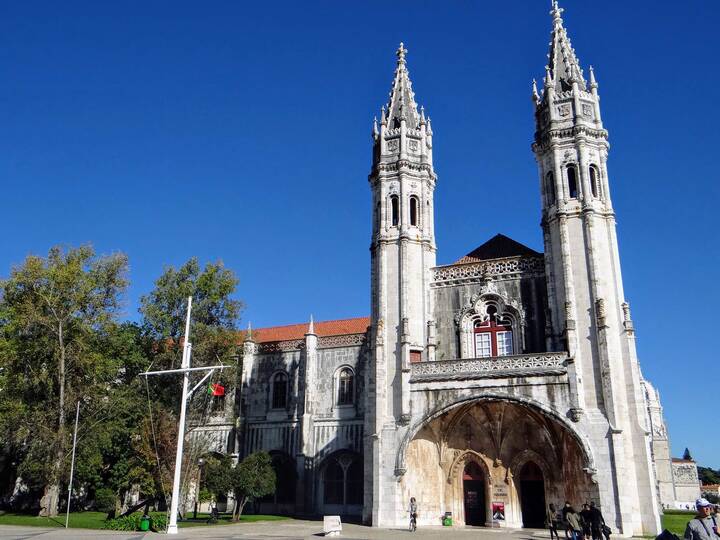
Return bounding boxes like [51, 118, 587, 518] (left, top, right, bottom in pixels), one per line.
[400, 398, 598, 528]
[519, 462, 546, 528]
[463, 461, 486, 526]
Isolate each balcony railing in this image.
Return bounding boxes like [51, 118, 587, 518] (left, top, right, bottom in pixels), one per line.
[410, 352, 569, 382]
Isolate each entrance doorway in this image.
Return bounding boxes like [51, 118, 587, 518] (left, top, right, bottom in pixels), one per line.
[463, 461, 486, 526]
[519, 461, 546, 528]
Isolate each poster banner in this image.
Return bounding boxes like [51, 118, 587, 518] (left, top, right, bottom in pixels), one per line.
[492, 502, 505, 522]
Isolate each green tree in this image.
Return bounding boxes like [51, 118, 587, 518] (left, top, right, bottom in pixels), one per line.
[698, 466, 720, 486]
[230, 451, 276, 520]
[139, 258, 242, 409]
[0, 245, 128, 516]
[138, 258, 242, 510]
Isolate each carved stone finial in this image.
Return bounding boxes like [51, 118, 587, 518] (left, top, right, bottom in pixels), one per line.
[564, 301, 573, 320]
[622, 302, 631, 322]
[396, 42, 407, 65]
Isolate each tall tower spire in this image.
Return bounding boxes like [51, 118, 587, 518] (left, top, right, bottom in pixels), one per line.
[384, 42, 421, 129]
[533, 2, 660, 536]
[546, 0, 586, 92]
[367, 43, 436, 526]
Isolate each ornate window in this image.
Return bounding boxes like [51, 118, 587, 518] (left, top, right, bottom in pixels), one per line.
[456, 289, 524, 359]
[589, 165, 600, 198]
[409, 196, 419, 226]
[337, 367, 354, 406]
[271, 372, 288, 409]
[566, 164, 579, 199]
[390, 195, 399, 227]
[545, 171, 555, 206]
[473, 305, 514, 357]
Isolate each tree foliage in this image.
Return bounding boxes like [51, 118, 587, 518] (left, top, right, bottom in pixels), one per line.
[231, 451, 276, 520]
[0, 245, 128, 516]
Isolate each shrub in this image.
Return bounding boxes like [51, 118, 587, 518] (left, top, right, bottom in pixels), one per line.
[94, 488, 117, 513]
[102, 515, 139, 531]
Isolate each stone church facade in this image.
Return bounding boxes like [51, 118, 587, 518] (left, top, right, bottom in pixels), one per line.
[201, 2, 673, 536]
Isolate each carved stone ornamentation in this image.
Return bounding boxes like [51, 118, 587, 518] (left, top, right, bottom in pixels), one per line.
[410, 352, 568, 382]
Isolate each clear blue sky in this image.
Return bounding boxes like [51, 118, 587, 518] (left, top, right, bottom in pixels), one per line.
[1, 1, 718, 467]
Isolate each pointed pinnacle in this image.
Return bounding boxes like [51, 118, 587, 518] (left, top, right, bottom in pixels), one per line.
[589, 65, 598, 88]
[247, 321, 253, 340]
[532, 79, 540, 102]
[420, 105, 426, 123]
[308, 315, 315, 334]
[380, 105, 387, 125]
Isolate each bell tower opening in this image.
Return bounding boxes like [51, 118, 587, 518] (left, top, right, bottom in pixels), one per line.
[519, 461, 546, 528]
[463, 461, 486, 526]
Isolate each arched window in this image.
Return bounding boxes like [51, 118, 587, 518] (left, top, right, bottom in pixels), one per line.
[271, 372, 288, 409]
[473, 306, 514, 358]
[409, 196, 419, 226]
[589, 165, 600, 198]
[337, 368, 354, 406]
[545, 171, 555, 206]
[566, 165, 579, 199]
[390, 195, 399, 227]
[322, 453, 364, 507]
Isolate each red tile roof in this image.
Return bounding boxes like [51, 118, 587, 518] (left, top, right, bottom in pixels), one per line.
[242, 316, 370, 343]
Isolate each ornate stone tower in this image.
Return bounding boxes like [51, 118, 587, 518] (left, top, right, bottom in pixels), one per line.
[532, 2, 661, 534]
[365, 43, 437, 525]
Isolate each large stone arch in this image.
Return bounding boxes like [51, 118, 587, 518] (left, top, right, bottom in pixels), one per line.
[395, 392, 596, 476]
[397, 394, 599, 528]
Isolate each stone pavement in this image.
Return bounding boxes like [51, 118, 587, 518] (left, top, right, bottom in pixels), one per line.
[0, 520, 558, 539]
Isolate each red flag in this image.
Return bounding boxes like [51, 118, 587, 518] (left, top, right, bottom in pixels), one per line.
[208, 383, 225, 397]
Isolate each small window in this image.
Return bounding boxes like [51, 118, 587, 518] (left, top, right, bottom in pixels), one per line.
[337, 368, 354, 406]
[409, 196, 419, 226]
[589, 165, 600, 198]
[271, 372, 288, 409]
[546, 171, 555, 206]
[409, 350, 422, 363]
[390, 195, 399, 227]
[567, 165, 579, 199]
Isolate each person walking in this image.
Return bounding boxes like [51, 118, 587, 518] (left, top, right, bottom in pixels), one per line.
[547, 503, 561, 540]
[684, 498, 719, 540]
[562, 502, 574, 539]
[580, 504, 593, 540]
[566, 506, 584, 540]
[589, 501, 606, 540]
[408, 496, 418, 532]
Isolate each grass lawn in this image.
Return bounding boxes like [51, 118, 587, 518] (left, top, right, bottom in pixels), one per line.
[178, 513, 291, 527]
[0, 511, 107, 529]
[661, 510, 696, 536]
[0, 510, 290, 530]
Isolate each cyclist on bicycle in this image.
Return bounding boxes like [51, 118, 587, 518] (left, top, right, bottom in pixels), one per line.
[408, 497, 418, 531]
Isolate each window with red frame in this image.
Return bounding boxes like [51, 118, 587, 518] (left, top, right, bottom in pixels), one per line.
[473, 306, 514, 358]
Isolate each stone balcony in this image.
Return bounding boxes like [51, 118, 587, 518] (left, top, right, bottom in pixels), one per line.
[409, 352, 570, 383]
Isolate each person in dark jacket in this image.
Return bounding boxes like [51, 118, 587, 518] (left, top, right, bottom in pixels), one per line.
[589, 501, 605, 540]
[579, 504, 593, 539]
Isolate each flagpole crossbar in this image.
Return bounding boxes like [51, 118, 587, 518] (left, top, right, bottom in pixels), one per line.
[141, 364, 226, 377]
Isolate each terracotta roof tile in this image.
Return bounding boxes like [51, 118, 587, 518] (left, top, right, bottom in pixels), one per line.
[242, 316, 370, 344]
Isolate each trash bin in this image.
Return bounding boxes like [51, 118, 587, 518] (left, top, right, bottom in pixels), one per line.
[442, 512, 453, 526]
[139, 515, 151, 531]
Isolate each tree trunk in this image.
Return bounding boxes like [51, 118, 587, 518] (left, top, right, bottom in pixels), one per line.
[40, 322, 66, 518]
[233, 496, 246, 521]
[38, 484, 60, 517]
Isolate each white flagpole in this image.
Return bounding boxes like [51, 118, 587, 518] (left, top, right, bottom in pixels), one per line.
[167, 296, 192, 535]
[65, 401, 80, 528]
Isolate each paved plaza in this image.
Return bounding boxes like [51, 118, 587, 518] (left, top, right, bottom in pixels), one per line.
[0, 520, 556, 539]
